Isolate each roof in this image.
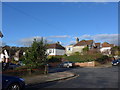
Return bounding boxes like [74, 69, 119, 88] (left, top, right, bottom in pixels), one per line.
[47, 43, 65, 50]
[74, 40, 94, 46]
[95, 43, 101, 47]
[102, 42, 114, 47]
[110, 44, 114, 47]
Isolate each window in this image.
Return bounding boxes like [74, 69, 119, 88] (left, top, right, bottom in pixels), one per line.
[49, 49, 52, 53]
[68, 47, 71, 51]
[68, 47, 72, 51]
[49, 49, 54, 54]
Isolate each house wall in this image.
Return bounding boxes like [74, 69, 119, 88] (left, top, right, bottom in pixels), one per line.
[65, 45, 73, 56]
[47, 49, 56, 56]
[66, 45, 86, 56]
[56, 49, 65, 55]
[100, 47, 111, 52]
[47, 49, 65, 56]
[72, 46, 86, 53]
[100, 47, 112, 54]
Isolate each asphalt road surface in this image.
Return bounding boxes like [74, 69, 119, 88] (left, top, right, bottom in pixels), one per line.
[26, 66, 119, 89]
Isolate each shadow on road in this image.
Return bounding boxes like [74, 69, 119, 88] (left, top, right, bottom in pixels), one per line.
[48, 67, 81, 73]
[25, 81, 58, 90]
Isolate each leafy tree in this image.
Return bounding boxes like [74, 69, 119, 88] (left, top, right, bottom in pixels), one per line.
[23, 38, 48, 71]
[111, 46, 120, 56]
[83, 46, 89, 54]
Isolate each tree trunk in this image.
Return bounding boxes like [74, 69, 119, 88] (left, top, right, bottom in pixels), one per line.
[44, 65, 48, 74]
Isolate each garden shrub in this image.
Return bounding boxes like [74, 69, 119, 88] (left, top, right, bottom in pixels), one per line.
[63, 53, 109, 63]
[95, 55, 109, 64]
[48, 56, 63, 63]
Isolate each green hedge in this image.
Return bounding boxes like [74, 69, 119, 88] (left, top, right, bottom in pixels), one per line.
[3, 68, 45, 77]
[63, 53, 109, 63]
[95, 55, 109, 63]
[47, 56, 63, 63]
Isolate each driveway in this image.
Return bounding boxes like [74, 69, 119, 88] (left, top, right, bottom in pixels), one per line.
[26, 66, 119, 89]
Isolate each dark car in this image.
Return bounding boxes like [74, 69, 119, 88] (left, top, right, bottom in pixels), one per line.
[8, 63, 21, 70]
[2, 75, 25, 90]
[18, 61, 25, 66]
[58, 61, 74, 68]
[2, 63, 21, 70]
[112, 59, 120, 66]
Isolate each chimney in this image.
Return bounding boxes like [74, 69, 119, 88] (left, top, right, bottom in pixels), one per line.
[76, 37, 79, 43]
[0, 31, 3, 38]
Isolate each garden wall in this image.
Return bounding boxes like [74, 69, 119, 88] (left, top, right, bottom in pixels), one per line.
[74, 61, 95, 67]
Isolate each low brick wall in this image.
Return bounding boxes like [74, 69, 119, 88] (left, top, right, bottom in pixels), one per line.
[74, 61, 95, 67]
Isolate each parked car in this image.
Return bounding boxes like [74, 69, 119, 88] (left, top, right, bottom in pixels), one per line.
[2, 74, 25, 90]
[18, 61, 25, 66]
[58, 61, 74, 68]
[112, 59, 120, 66]
[8, 63, 21, 70]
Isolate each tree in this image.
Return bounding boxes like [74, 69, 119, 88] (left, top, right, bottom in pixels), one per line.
[82, 46, 89, 54]
[23, 38, 48, 73]
[111, 46, 120, 56]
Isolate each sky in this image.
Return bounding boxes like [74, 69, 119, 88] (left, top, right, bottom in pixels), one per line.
[1, 2, 118, 47]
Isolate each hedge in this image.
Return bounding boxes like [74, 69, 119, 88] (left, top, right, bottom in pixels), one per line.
[63, 53, 109, 63]
[47, 56, 63, 63]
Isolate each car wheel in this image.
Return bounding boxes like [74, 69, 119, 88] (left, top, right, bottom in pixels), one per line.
[66, 65, 69, 68]
[7, 83, 21, 90]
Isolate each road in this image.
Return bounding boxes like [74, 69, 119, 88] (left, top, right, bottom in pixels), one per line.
[26, 66, 119, 89]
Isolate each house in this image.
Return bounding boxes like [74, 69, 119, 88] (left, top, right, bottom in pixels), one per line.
[100, 42, 115, 55]
[0, 49, 9, 63]
[47, 42, 65, 56]
[94, 43, 101, 49]
[66, 44, 74, 56]
[66, 38, 96, 56]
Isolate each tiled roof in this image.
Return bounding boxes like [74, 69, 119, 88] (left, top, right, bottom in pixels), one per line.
[110, 44, 114, 47]
[95, 43, 100, 47]
[47, 43, 65, 50]
[74, 40, 93, 46]
[102, 42, 114, 47]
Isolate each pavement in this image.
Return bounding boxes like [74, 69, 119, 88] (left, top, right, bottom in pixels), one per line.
[23, 71, 76, 86]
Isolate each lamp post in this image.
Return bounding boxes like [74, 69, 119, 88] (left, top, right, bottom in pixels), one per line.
[0, 31, 3, 71]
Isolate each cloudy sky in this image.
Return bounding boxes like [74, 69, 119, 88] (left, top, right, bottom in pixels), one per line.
[2, 2, 118, 47]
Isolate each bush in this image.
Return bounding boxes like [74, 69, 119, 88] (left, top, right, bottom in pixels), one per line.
[71, 52, 80, 56]
[48, 56, 63, 63]
[3, 68, 45, 77]
[95, 55, 109, 64]
[63, 53, 109, 63]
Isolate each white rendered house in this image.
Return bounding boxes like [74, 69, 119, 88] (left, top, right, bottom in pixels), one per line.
[47, 43, 65, 56]
[100, 42, 115, 55]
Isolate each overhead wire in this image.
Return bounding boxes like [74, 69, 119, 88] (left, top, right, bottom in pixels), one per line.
[3, 3, 61, 31]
